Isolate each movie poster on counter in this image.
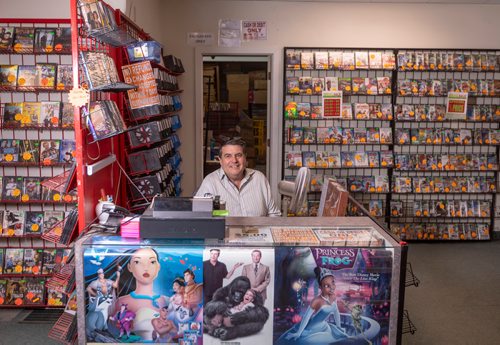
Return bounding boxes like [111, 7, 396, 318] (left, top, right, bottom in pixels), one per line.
[273, 246, 393, 345]
[202, 247, 274, 344]
[322, 90, 343, 118]
[446, 91, 468, 120]
[83, 244, 204, 344]
[218, 19, 241, 47]
[121, 61, 160, 109]
[242, 21, 267, 41]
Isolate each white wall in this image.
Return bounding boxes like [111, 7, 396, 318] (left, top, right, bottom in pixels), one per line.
[4, 1, 500, 198]
[134, 0, 500, 197]
[123, 0, 163, 44]
[2, 0, 70, 18]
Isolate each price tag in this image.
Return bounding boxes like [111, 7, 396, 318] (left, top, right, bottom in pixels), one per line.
[31, 224, 40, 232]
[54, 227, 62, 236]
[53, 193, 61, 201]
[68, 87, 90, 107]
[21, 194, 30, 202]
[22, 152, 32, 161]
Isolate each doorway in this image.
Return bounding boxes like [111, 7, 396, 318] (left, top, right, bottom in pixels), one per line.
[202, 55, 269, 178]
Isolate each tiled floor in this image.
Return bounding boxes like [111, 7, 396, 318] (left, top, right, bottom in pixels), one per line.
[1, 240, 499, 344]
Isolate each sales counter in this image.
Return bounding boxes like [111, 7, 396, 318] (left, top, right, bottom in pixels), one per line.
[75, 216, 406, 345]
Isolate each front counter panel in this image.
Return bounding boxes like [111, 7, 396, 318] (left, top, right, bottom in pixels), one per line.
[76, 217, 403, 345]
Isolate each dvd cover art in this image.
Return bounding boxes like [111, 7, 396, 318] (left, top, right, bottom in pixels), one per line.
[0, 248, 3, 275]
[2, 102, 23, 126]
[22, 101, 41, 126]
[24, 211, 44, 235]
[300, 52, 314, 70]
[2, 210, 25, 237]
[17, 65, 37, 87]
[23, 248, 44, 274]
[24, 278, 45, 305]
[203, 247, 274, 344]
[369, 51, 382, 69]
[47, 287, 66, 306]
[302, 151, 316, 168]
[365, 77, 378, 95]
[35, 63, 57, 87]
[22, 176, 42, 200]
[312, 77, 324, 95]
[273, 246, 392, 344]
[0, 139, 20, 163]
[1, 176, 23, 201]
[54, 27, 72, 52]
[43, 210, 65, 234]
[286, 51, 301, 70]
[341, 52, 355, 70]
[0, 279, 5, 305]
[284, 101, 298, 120]
[287, 77, 300, 95]
[57, 64, 73, 90]
[13, 27, 34, 53]
[87, 101, 118, 140]
[83, 245, 204, 343]
[0, 27, 14, 50]
[315, 51, 329, 70]
[328, 51, 342, 70]
[0, 64, 18, 87]
[308, 103, 321, 120]
[299, 76, 312, 95]
[6, 278, 27, 306]
[382, 52, 396, 70]
[61, 102, 75, 128]
[41, 249, 58, 275]
[34, 28, 56, 53]
[40, 140, 60, 165]
[19, 140, 40, 164]
[60, 140, 76, 164]
[41, 101, 61, 127]
[4, 248, 24, 274]
[324, 77, 338, 91]
[297, 103, 311, 118]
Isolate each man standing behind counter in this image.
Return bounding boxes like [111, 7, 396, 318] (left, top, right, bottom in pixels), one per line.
[195, 138, 281, 217]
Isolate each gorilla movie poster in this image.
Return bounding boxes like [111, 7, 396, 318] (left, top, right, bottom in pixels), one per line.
[202, 247, 274, 344]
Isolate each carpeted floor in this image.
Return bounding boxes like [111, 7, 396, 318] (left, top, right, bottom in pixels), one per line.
[403, 240, 500, 345]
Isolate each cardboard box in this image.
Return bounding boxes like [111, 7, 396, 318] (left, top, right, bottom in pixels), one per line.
[248, 70, 266, 82]
[254, 80, 268, 90]
[251, 90, 267, 104]
[226, 74, 249, 90]
[228, 89, 248, 110]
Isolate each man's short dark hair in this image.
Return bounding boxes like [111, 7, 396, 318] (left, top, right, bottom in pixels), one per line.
[219, 138, 247, 157]
[184, 268, 195, 279]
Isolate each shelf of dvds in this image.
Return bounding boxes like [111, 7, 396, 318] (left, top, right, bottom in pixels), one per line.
[284, 47, 395, 221]
[116, 13, 184, 211]
[0, 18, 78, 309]
[391, 48, 500, 241]
[283, 47, 500, 240]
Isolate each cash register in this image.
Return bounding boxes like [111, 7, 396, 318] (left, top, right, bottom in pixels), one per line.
[139, 196, 226, 239]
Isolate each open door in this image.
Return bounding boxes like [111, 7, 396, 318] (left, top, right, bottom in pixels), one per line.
[202, 55, 269, 178]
